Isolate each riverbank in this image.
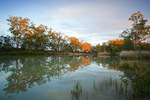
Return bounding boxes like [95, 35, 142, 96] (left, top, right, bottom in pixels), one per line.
[0, 50, 97, 56]
[120, 51, 150, 59]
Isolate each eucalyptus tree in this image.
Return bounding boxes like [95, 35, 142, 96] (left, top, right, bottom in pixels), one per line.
[120, 11, 150, 53]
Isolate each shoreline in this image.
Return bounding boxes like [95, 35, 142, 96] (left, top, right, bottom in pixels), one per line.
[0, 51, 97, 56]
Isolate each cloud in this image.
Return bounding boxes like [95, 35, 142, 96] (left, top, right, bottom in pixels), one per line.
[0, 23, 10, 35]
[45, 1, 149, 45]
[0, 23, 8, 29]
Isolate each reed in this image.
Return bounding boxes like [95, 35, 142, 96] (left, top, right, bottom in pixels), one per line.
[120, 51, 150, 59]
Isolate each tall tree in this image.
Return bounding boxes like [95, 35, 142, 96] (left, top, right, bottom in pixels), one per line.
[7, 16, 30, 48]
[122, 38, 134, 51]
[81, 42, 91, 52]
[48, 29, 68, 52]
[22, 24, 48, 50]
[120, 11, 150, 52]
[69, 37, 80, 52]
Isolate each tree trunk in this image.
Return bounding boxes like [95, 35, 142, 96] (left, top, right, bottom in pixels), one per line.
[16, 39, 19, 48]
[138, 41, 141, 58]
[73, 49, 75, 52]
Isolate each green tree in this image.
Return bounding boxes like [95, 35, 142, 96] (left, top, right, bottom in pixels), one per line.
[123, 38, 134, 50]
[101, 42, 107, 52]
[0, 35, 14, 51]
[94, 44, 101, 52]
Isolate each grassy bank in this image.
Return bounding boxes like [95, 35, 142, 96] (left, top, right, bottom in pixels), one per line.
[120, 51, 150, 59]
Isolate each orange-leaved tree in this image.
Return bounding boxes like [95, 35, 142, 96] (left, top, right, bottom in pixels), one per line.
[69, 37, 80, 52]
[22, 24, 48, 50]
[108, 39, 124, 45]
[107, 39, 124, 53]
[7, 16, 30, 48]
[81, 42, 91, 52]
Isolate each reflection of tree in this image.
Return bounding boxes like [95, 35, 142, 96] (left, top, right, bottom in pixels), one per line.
[91, 57, 150, 99]
[80, 57, 91, 67]
[0, 56, 90, 95]
[3, 57, 50, 94]
[68, 56, 91, 71]
[67, 56, 82, 72]
[92, 57, 120, 68]
[2, 56, 149, 99]
[119, 61, 150, 99]
[107, 66, 119, 71]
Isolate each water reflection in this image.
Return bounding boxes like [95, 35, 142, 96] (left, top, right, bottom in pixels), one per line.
[0, 56, 150, 100]
[119, 61, 150, 99]
[92, 78, 132, 100]
[0, 56, 91, 95]
[71, 80, 82, 100]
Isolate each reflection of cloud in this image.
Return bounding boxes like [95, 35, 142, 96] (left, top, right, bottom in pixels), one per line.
[0, 72, 10, 81]
[0, 76, 5, 81]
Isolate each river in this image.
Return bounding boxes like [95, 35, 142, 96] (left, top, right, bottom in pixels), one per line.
[0, 56, 150, 100]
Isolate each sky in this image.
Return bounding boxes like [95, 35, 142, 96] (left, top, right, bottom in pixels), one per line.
[0, 0, 150, 45]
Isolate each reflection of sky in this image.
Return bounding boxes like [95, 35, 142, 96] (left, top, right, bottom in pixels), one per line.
[14, 62, 123, 100]
[0, 71, 11, 82]
[0, 57, 124, 100]
[0, 0, 150, 45]
[27, 62, 124, 100]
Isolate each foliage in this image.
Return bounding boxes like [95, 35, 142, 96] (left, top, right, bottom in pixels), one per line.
[7, 16, 30, 48]
[22, 24, 48, 51]
[107, 39, 124, 55]
[4, 15, 150, 54]
[94, 44, 101, 52]
[0, 35, 15, 51]
[81, 42, 91, 52]
[94, 42, 107, 52]
[69, 37, 81, 52]
[48, 29, 68, 52]
[120, 11, 150, 52]
[101, 42, 107, 52]
[122, 38, 134, 50]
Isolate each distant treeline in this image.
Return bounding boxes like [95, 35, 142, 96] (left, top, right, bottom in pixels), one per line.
[1, 11, 150, 55]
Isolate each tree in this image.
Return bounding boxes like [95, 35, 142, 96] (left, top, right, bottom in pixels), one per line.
[0, 35, 14, 51]
[94, 44, 101, 52]
[107, 39, 124, 55]
[69, 37, 80, 52]
[48, 29, 69, 52]
[122, 38, 134, 50]
[81, 42, 91, 52]
[7, 16, 30, 48]
[120, 11, 150, 52]
[22, 24, 48, 50]
[101, 42, 107, 52]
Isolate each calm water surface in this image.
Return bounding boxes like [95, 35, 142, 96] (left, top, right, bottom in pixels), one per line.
[0, 56, 150, 100]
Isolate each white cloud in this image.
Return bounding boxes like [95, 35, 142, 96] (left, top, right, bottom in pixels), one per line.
[0, 23, 10, 36]
[0, 23, 8, 29]
[45, 2, 148, 45]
